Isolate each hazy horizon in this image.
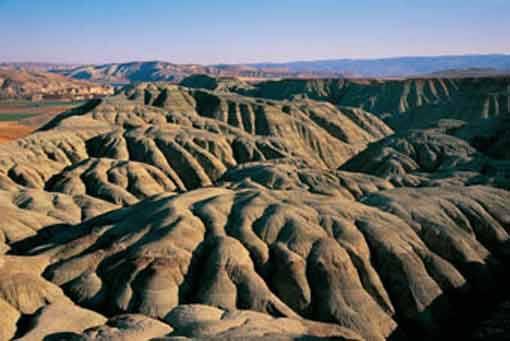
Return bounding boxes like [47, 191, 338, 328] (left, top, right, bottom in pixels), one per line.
[2, 53, 510, 67]
[1, 0, 509, 65]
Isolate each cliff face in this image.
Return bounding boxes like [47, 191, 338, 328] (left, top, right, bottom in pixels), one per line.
[233, 77, 510, 130]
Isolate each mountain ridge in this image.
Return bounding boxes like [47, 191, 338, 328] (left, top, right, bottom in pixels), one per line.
[3, 54, 510, 83]
[247, 53, 510, 77]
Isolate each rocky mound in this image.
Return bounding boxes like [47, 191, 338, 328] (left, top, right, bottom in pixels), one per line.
[340, 128, 510, 188]
[11, 184, 510, 340]
[219, 159, 394, 199]
[179, 74, 256, 93]
[0, 187, 117, 252]
[4, 83, 386, 192]
[1, 78, 510, 340]
[23, 306, 360, 341]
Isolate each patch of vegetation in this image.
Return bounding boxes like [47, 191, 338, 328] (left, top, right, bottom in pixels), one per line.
[0, 113, 39, 121]
[0, 99, 84, 108]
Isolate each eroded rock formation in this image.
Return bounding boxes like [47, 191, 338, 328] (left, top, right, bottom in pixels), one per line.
[1, 79, 509, 340]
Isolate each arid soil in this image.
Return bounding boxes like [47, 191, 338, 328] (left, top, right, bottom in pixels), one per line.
[0, 100, 86, 143]
[0, 122, 33, 143]
[0, 77, 509, 340]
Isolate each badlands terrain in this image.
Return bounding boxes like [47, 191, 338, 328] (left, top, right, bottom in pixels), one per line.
[0, 72, 510, 340]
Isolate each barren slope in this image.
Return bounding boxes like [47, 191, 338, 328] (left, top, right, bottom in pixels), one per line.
[1, 79, 509, 340]
[228, 77, 510, 130]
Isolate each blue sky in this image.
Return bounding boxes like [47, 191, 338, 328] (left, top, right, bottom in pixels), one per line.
[1, 0, 509, 64]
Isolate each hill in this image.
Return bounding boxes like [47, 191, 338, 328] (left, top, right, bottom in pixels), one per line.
[1, 78, 510, 340]
[0, 68, 113, 100]
[57, 61, 214, 84]
[56, 61, 322, 85]
[224, 76, 510, 130]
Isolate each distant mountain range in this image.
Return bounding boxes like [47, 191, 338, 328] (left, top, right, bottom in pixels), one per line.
[51, 61, 328, 84]
[247, 54, 510, 77]
[2, 54, 510, 83]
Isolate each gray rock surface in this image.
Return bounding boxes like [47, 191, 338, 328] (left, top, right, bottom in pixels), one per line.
[1, 79, 510, 340]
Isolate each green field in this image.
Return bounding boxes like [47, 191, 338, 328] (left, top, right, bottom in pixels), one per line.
[0, 99, 84, 107]
[0, 113, 39, 121]
[0, 100, 85, 122]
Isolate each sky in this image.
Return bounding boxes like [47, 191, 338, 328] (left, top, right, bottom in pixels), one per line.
[0, 0, 509, 65]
